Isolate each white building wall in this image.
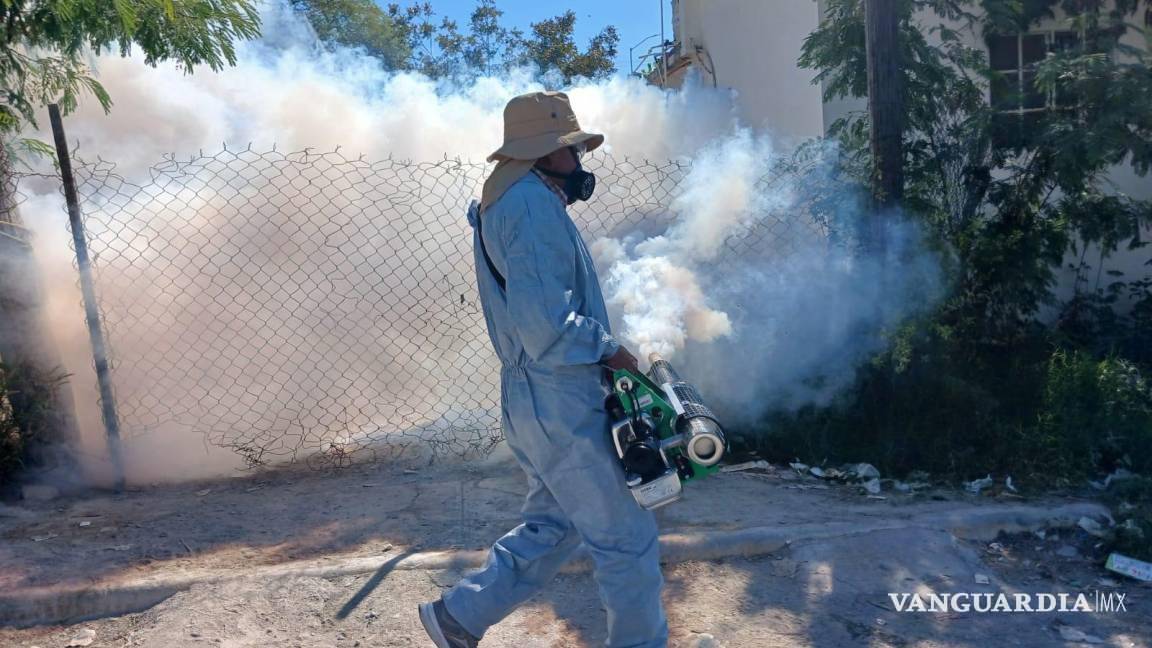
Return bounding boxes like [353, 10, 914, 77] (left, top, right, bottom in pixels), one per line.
[669, 0, 1149, 305]
[672, 0, 825, 140]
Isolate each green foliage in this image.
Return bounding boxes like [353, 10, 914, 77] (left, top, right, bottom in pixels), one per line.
[800, 0, 1151, 344]
[771, 0, 1152, 485]
[753, 317, 1055, 479]
[753, 328, 1152, 483]
[289, 0, 410, 69]
[1035, 351, 1152, 475]
[384, 1, 619, 85]
[1106, 476, 1152, 561]
[521, 11, 619, 85]
[0, 0, 260, 155]
[0, 362, 71, 487]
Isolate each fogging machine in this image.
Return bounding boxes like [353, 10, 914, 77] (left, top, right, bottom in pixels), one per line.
[605, 353, 729, 510]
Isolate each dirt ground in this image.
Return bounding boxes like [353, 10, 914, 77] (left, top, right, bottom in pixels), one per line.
[1, 450, 1150, 647]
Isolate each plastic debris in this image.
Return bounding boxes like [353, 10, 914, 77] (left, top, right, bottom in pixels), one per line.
[1005, 476, 1017, 492]
[1105, 552, 1152, 582]
[720, 460, 772, 473]
[1089, 468, 1137, 491]
[891, 480, 930, 493]
[403, 469, 419, 475]
[974, 573, 990, 585]
[195, 488, 212, 497]
[854, 463, 881, 480]
[78, 521, 91, 528]
[789, 461, 809, 473]
[862, 478, 882, 495]
[1077, 516, 1107, 538]
[30, 533, 58, 542]
[689, 633, 719, 648]
[108, 544, 133, 551]
[1056, 625, 1104, 644]
[1119, 518, 1144, 536]
[965, 475, 994, 494]
[809, 466, 825, 478]
[66, 628, 96, 647]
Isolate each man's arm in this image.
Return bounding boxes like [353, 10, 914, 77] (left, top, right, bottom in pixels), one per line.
[501, 190, 621, 367]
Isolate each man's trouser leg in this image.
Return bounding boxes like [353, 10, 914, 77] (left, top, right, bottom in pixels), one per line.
[443, 371, 667, 648]
[442, 448, 582, 637]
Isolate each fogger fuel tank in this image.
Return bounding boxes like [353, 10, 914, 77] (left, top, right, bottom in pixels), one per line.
[606, 353, 728, 510]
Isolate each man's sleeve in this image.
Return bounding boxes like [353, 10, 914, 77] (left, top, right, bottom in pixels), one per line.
[501, 190, 619, 367]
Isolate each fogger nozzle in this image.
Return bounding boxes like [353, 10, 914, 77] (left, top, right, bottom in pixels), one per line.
[645, 353, 726, 467]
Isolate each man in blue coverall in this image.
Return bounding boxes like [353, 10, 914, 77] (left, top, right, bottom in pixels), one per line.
[418, 91, 668, 648]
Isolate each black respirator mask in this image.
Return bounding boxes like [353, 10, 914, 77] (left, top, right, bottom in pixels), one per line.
[538, 144, 596, 205]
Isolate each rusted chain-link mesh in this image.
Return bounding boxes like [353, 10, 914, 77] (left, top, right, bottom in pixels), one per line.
[66, 147, 834, 468]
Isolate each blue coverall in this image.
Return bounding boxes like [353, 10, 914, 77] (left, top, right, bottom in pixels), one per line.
[441, 171, 668, 647]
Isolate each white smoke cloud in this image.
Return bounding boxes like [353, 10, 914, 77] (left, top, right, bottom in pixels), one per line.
[595, 131, 793, 359]
[19, 1, 937, 483]
[21, 1, 746, 484]
[594, 131, 941, 420]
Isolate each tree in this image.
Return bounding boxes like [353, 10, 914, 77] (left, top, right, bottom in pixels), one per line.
[522, 10, 618, 84]
[387, 1, 618, 84]
[0, 0, 261, 155]
[289, 0, 410, 69]
[800, 0, 1151, 350]
[0, 1, 261, 486]
[781, 0, 1152, 483]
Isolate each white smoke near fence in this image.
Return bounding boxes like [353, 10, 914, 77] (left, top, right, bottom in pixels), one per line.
[17, 0, 938, 484]
[594, 131, 792, 359]
[593, 132, 941, 423]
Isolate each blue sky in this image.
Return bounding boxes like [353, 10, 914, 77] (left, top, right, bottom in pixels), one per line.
[391, 0, 674, 76]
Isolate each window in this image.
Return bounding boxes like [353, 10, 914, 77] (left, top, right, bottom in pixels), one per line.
[988, 30, 1081, 148]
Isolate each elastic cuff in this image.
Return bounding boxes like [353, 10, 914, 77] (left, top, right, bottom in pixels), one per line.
[599, 336, 621, 363]
[440, 592, 486, 641]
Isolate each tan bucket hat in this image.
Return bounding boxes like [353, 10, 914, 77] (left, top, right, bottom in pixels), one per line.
[487, 91, 604, 162]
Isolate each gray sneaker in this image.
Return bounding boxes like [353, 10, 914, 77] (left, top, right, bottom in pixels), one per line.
[418, 599, 481, 648]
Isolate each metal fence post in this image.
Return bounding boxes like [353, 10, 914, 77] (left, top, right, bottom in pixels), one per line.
[48, 104, 125, 490]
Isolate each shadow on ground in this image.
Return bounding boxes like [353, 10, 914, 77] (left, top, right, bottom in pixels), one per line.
[2, 452, 1149, 646]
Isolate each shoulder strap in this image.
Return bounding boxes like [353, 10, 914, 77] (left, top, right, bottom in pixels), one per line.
[474, 205, 506, 291]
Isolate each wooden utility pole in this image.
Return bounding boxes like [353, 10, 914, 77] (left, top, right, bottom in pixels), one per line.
[49, 104, 125, 490]
[864, 0, 905, 251]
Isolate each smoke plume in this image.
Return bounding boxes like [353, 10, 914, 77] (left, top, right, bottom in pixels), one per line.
[20, 1, 936, 484]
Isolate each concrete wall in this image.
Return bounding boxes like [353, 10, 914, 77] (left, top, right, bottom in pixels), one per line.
[668, 0, 1149, 306]
[671, 0, 825, 141]
[811, 0, 1151, 304]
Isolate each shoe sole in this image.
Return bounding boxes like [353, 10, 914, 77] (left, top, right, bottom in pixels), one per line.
[418, 602, 451, 648]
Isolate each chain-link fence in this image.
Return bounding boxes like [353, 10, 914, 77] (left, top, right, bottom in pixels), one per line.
[63, 147, 834, 468]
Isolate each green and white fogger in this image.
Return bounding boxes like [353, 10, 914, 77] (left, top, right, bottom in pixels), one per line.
[605, 353, 729, 510]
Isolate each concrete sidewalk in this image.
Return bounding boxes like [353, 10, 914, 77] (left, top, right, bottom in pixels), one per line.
[0, 457, 1113, 629]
